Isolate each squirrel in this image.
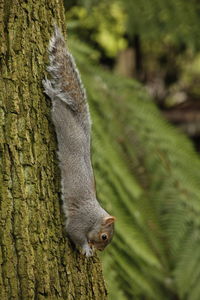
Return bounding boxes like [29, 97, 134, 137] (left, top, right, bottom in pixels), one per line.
[42, 26, 116, 257]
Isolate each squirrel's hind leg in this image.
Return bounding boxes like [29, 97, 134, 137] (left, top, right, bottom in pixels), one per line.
[43, 78, 57, 101]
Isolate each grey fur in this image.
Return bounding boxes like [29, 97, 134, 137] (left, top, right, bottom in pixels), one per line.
[43, 26, 115, 257]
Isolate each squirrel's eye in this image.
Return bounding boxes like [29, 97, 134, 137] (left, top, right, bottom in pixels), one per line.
[101, 234, 108, 241]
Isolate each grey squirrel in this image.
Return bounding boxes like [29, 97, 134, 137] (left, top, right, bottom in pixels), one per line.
[42, 26, 115, 257]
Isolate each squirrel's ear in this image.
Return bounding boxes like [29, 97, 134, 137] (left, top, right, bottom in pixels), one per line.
[104, 216, 116, 225]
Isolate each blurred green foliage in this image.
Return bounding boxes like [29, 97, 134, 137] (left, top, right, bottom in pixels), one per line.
[124, 0, 200, 47]
[66, 0, 200, 56]
[65, 1, 200, 299]
[66, 1, 127, 57]
[70, 36, 200, 300]
[65, 0, 200, 110]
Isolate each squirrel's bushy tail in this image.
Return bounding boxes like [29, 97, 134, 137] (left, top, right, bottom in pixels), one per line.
[43, 25, 87, 113]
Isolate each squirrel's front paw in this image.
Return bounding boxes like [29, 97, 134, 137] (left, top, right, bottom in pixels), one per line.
[81, 243, 94, 257]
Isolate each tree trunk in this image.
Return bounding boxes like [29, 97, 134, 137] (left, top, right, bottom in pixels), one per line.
[0, 0, 107, 299]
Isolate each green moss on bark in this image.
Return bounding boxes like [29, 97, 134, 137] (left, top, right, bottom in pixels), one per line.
[0, 1, 107, 299]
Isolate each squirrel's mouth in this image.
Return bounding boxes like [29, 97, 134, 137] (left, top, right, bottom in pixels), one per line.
[88, 241, 95, 248]
[88, 240, 105, 251]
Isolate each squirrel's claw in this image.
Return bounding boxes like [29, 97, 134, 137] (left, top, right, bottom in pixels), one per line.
[81, 243, 94, 257]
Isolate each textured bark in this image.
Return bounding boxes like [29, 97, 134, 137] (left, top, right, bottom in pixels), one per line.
[0, 0, 107, 299]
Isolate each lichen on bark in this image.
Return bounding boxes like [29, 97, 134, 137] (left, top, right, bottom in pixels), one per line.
[0, 0, 107, 299]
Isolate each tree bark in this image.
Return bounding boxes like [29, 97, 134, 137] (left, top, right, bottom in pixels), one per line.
[0, 0, 107, 299]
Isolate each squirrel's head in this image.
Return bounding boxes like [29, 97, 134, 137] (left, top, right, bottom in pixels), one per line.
[87, 216, 116, 251]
